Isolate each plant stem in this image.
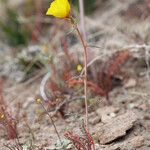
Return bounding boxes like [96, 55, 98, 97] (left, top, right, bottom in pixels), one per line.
[79, 0, 86, 40]
[75, 26, 88, 128]
[40, 103, 62, 144]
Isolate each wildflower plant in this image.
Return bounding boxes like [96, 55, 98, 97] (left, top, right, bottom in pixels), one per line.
[46, 0, 89, 129]
[45, 0, 96, 149]
[36, 98, 62, 143]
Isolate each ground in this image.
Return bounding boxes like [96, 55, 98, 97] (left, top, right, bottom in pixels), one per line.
[0, 0, 150, 150]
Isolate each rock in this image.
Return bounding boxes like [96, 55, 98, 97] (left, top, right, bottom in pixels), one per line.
[144, 115, 150, 120]
[96, 106, 119, 123]
[137, 103, 150, 111]
[89, 116, 101, 125]
[89, 112, 101, 125]
[102, 144, 122, 150]
[101, 136, 144, 150]
[124, 78, 137, 88]
[129, 136, 144, 148]
[97, 111, 137, 144]
[101, 113, 116, 123]
[128, 103, 136, 109]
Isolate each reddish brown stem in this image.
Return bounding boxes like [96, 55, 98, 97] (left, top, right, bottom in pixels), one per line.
[40, 103, 62, 144]
[75, 26, 88, 128]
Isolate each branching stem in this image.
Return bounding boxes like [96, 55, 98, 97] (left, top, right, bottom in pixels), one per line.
[40, 103, 62, 144]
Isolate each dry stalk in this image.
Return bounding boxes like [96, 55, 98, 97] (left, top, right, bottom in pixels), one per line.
[75, 25, 88, 128]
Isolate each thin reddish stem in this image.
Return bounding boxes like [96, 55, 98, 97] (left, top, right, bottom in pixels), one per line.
[75, 26, 88, 128]
[40, 103, 62, 144]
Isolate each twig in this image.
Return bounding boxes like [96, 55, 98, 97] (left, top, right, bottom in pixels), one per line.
[38, 101, 62, 144]
[124, 44, 150, 50]
[3, 144, 14, 150]
[80, 55, 102, 76]
[40, 72, 51, 101]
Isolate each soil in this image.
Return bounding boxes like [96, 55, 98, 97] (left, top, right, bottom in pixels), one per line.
[0, 0, 150, 150]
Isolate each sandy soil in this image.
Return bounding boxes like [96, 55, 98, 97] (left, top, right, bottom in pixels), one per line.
[0, 0, 150, 149]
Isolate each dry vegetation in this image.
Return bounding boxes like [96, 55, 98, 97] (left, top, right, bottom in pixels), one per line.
[0, 0, 150, 149]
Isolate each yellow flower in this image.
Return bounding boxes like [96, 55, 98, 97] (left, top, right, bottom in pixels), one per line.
[0, 113, 4, 120]
[46, 0, 71, 18]
[36, 98, 42, 104]
[77, 64, 83, 72]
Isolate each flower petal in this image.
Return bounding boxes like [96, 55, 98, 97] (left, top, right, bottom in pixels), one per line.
[46, 0, 70, 18]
